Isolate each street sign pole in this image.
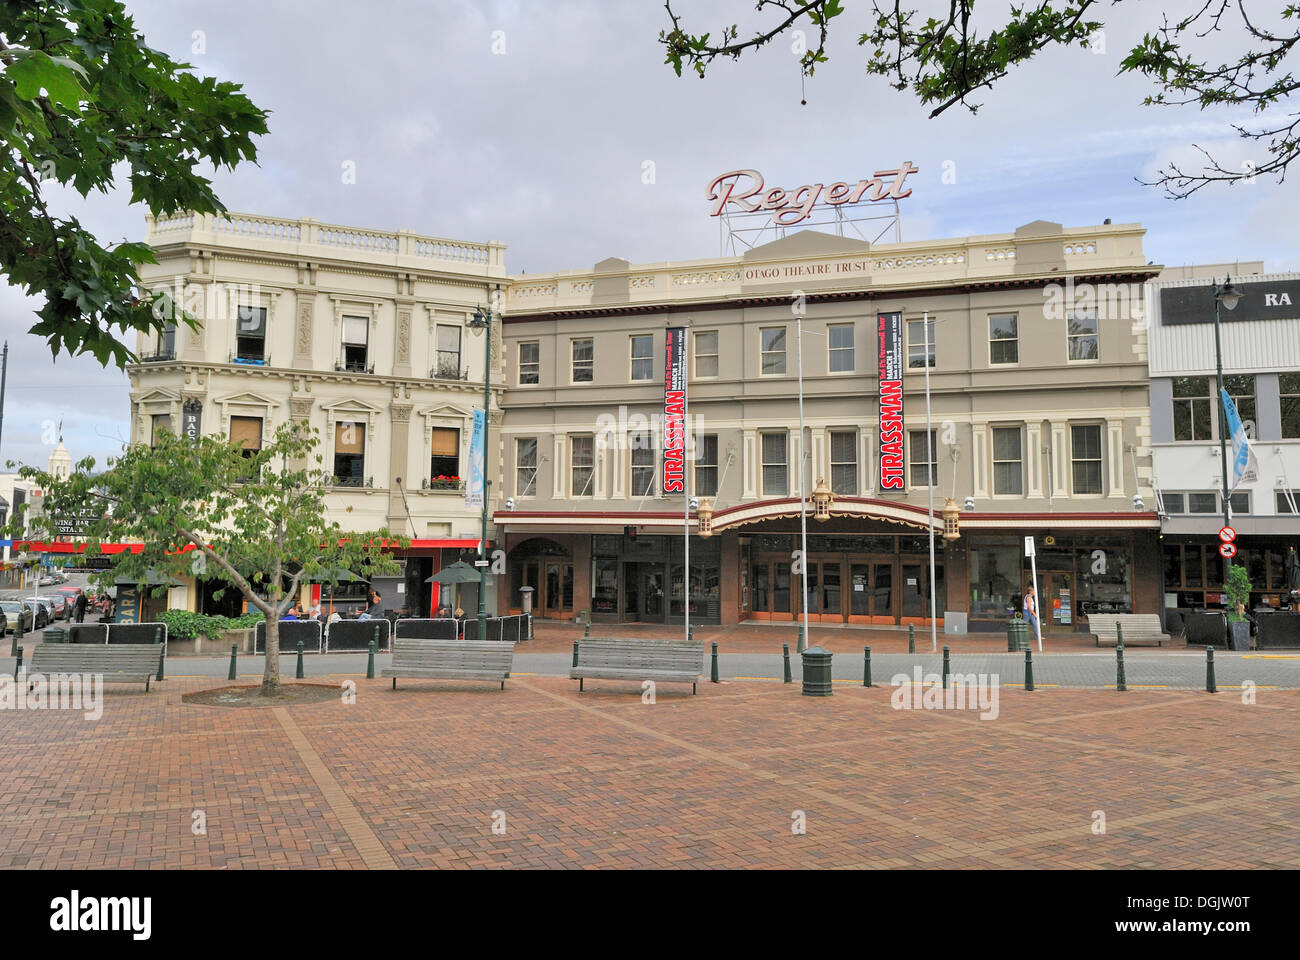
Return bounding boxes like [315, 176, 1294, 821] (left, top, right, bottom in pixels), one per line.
[1025, 536, 1041, 652]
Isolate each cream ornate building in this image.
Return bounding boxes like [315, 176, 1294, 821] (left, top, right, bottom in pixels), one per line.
[129, 212, 507, 617]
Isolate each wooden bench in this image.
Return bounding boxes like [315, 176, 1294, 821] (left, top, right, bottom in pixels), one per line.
[382, 639, 515, 690]
[27, 643, 163, 691]
[1091, 614, 1167, 647]
[571, 638, 703, 694]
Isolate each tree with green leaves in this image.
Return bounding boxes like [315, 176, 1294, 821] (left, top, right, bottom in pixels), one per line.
[1, 0, 268, 366]
[660, 1, 1300, 197]
[10, 421, 405, 695]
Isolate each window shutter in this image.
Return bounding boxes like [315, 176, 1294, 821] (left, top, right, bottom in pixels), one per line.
[431, 427, 459, 457]
[335, 421, 365, 454]
[229, 416, 262, 450]
[342, 316, 368, 345]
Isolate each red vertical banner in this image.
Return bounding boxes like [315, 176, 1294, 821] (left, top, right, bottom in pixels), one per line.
[877, 311, 905, 489]
[663, 326, 687, 494]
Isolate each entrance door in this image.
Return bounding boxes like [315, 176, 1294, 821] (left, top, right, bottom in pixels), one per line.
[804, 560, 843, 621]
[641, 565, 665, 621]
[750, 559, 793, 620]
[847, 560, 895, 623]
[1043, 571, 1074, 633]
[543, 561, 573, 619]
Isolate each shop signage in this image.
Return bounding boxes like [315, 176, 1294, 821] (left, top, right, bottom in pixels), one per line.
[877, 312, 905, 490]
[465, 408, 485, 509]
[707, 163, 919, 226]
[1161, 279, 1300, 325]
[181, 398, 202, 441]
[663, 327, 687, 494]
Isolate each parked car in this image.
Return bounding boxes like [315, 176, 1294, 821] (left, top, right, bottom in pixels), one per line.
[19, 599, 48, 630]
[25, 597, 56, 626]
[43, 594, 67, 618]
[0, 601, 33, 634]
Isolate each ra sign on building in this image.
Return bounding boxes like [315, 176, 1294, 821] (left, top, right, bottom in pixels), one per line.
[663, 327, 687, 494]
[877, 312, 905, 490]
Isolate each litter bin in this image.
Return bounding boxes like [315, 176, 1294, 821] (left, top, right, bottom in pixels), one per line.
[1007, 616, 1029, 652]
[801, 646, 833, 697]
[42, 627, 67, 644]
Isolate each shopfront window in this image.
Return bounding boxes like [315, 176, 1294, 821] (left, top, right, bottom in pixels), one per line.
[969, 541, 1020, 620]
[1073, 545, 1132, 618]
[593, 557, 619, 615]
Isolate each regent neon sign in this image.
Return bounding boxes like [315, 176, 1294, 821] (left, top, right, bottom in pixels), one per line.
[707, 163, 918, 226]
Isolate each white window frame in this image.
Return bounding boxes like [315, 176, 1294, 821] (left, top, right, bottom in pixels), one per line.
[694, 331, 719, 379]
[571, 338, 594, 384]
[759, 327, 787, 377]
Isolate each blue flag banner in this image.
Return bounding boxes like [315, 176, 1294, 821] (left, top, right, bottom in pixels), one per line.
[466, 407, 485, 509]
[1220, 388, 1258, 493]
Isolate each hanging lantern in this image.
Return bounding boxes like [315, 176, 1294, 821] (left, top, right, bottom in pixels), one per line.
[811, 477, 834, 522]
[697, 497, 715, 538]
[942, 498, 961, 541]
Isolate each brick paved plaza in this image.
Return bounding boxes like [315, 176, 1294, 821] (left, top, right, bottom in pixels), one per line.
[2, 673, 1297, 870]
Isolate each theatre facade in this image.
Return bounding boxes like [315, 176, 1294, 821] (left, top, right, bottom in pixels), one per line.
[494, 220, 1164, 632]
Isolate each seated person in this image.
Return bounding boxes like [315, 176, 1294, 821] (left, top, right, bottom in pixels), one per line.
[282, 603, 302, 621]
[436, 604, 453, 619]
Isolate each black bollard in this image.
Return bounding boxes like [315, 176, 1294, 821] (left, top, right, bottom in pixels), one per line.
[572, 639, 580, 669]
[367, 639, 376, 680]
[1206, 646, 1217, 694]
[155, 626, 165, 681]
[710, 641, 719, 683]
[782, 642, 792, 684]
[1024, 649, 1035, 692]
[1116, 637, 1127, 692]
[13, 644, 21, 680]
[908, 623, 915, 654]
[228, 642, 237, 681]
[863, 645, 872, 688]
[942, 645, 950, 689]
[295, 639, 304, 679]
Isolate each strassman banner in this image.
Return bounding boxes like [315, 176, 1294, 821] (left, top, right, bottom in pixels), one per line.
[663, 327, 686, 494]
[877, 311, 905, 490]
[465, 407, 485, 508]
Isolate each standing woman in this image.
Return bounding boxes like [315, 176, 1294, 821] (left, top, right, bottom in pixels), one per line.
[1023, 584, 1040, 643]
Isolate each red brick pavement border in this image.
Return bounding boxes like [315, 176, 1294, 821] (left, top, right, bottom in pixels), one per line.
[0, 675, 1296, 869]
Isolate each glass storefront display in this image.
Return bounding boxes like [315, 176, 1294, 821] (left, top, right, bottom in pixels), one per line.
[969, 540, 1020, 621]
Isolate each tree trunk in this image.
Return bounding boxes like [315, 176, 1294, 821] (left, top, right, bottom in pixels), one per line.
[262, 614, 281, 695]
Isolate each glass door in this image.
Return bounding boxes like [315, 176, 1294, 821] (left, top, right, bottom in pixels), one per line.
[750, 559, 793, 620]
[803, 559, 843, 621]
[871, 561, 895, 623]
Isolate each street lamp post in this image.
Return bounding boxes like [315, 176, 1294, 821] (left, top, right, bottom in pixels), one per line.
[1211, 276, 1243, 588]
[470, 301, 494, 640]
[796, 313, 810, 653]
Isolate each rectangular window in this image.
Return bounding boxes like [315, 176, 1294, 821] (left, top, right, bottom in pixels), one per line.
[156, 323, 176, 359]
[1071, 424, 1103, 495]
[570, 435, 594, 496]
[1277, 490, 1298, 514]
[761, 432, 787, 496]
[150, 414, 173, 446]
[1161, 492, 1186, 514]
[760, 327, 786, 375]
[1187, 492, 1217, 514]
[235, 305, 267, 363]
[992, 426, 1023, 495]
[229, 416, 262, 459]
[830, 430, 857, 495]
[989, 314, 1018, 365]
[630, 335, 654, 381]
[907, 318, 935, 368]
[694, 331, 718, 378]
[695, 433, 718, 497]
[1224, 374, 1256, 434]
[909, 430, 937, 487]
[572, 338, 594, 383]
[430, 427, 459, 482]
[630, 433, 656, 495]
[1172, 376, 1212, 441]
[341, 315, 369, 372]
[1223, 491, 1250, 515]
[434, 325, 462, 379]
[828, 324, 854, 373]
[516, 438, 538, 497]
[1067, 310, 1099, 360]
[333, 421, 365, 485]
[518, 340, 540, 385]
[1281, 372, 1300, 438]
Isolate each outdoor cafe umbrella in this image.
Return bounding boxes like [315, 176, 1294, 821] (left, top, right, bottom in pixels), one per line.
[426, 560, 481, 614]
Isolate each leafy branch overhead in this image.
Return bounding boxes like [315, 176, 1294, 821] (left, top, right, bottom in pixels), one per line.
[0, 0, 268, 367]
[660, 1, 1300, 197]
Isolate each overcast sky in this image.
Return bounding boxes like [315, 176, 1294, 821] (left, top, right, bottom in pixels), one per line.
[2, 0, 1297, 473]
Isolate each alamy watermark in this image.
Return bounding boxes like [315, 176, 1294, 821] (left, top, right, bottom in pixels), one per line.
[0, 673, 103, 720]
[890, 667, 1000, 720]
